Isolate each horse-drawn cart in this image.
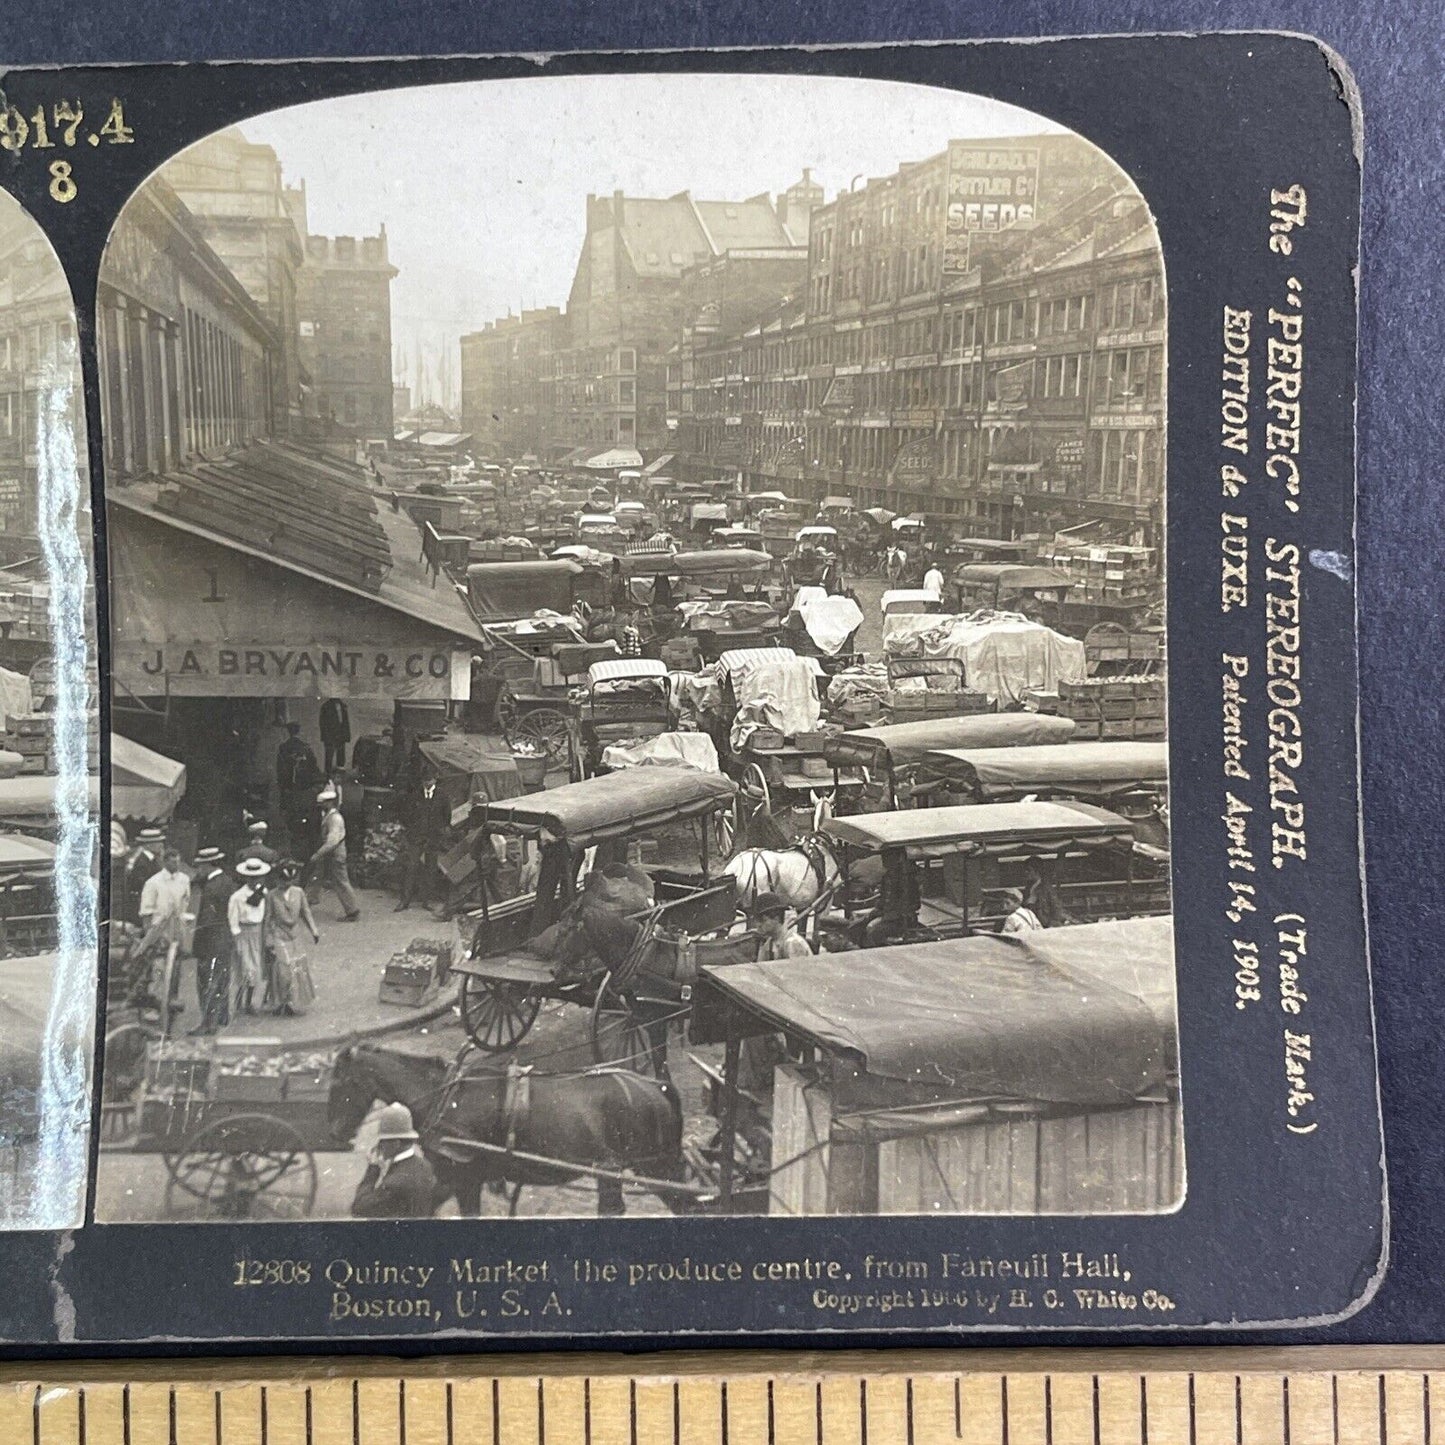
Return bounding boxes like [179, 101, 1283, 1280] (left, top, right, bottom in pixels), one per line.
[452, 770, 743, 1068]
[132, 1040, 342, 1220]
[695, 916, 1181, 1215]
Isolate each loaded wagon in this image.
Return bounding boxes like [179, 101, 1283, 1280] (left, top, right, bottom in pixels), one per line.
[823, 712, 1077, 809]
[129, 1040, 344, 1220]
[452, 770, 742, 1064]
[696, 916, 1181, 1215]
[820, 798, 1169, 946]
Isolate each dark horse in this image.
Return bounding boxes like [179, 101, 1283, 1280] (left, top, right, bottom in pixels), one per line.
[328, 1042, 692, 1216]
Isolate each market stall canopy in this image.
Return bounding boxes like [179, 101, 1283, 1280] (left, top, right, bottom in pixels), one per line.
[111, 734, 187, 823]
[689, 502, 731, 524]
[477, 768, 736, 846]
[108, 441, 483, 701]
[584, 447, 645, 470]
[955, 563, 1076, 592]
[891, 516, 926, 530]
[600, 732, 720, 774]
[748, 491, 792, 505]
[641, 454, 675, 476]
[831, 713, 1076, 769]
[466, 559, 584, 621]
[700, 916, 1175, 1106]
[930, 741, 1168, 798]
[795, 526, 838, 542]
[863, 507, 897, 525]
[0, 773, 100, 823]
[623, 549, 770, 577]
[822, 799, 1135, 860]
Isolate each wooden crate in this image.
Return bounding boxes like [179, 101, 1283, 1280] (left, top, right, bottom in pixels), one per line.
[769, 1064, 1183, 1215]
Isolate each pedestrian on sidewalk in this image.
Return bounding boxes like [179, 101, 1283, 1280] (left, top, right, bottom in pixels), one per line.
[276, 721, 322, 855]
[266, 859, 320, 1017]
[239, 818, 278, 868]
[320, 697, 351, 775]
[310, 785, 361, 921]
[188, 846, 233, 1036]
[396, 774, 448, 914]
[228, 857, 271, 1015]
[138, 847, 192, 1015]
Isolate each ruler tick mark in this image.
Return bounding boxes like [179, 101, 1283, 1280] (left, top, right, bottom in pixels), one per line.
[1380, 1374, 1388, 1445]
[816, 1382, 823, 1445]
[537, 1377, 544, 1445]
[400, 1378, 408, 1445]
[1045, 1376, 1054, 1445]
[584, 1379, 592, 1445]
[78, 1386, 87, 1445]
[905, 1378, 914, 1445]
[1282, 1375, 1291, 1445]
[767, 1379, 775, 1445]
[1139, 1376, 1148, 1445]
[353, 1377, 361, 1445]
[1092, 1374, 1101, 1445]
[169, 1387, 177, 1445]
[1332, 1374, 1340, 1445]
[493, 1378, 501, 1445]
[629, 1380, 638, 1445]
[673, 1381, 680, 1445]
[721, 1381, 730, 1445]
[31, 1383, 39, 1445]
[305, 1387, 313, 1445]
[860, 1379, 868, 1445]
[214, 1389, 221, 1445]
[954, 1378, 962, 1438]
[1234, 1376, 1242, 1445]
[1425, 1373, 1432, 1445]
[1001, 1377, 1009, 1445]
[1187, 1374, 1196, 1445]
[261, 1384, 268, 1445]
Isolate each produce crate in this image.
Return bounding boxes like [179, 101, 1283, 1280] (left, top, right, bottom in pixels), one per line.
[378, 937, 453, 1007]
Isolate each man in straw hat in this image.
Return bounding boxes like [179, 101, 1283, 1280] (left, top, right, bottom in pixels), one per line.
[310, 785, 360, 921]
[350, 1103, 438, 1218]
[188, 846, 233, 1035]
[238, 817, 278, 869]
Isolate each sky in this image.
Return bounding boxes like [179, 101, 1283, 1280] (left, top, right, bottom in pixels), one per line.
[242, 73, 1068, 411]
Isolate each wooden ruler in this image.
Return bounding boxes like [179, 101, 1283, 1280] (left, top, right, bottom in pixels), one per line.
[3, 1349, 1442, 1444]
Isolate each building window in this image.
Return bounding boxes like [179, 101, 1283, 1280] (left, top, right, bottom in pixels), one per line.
[0, 393, 13, 438]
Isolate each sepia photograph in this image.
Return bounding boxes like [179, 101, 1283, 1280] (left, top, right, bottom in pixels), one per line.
[90, 71, 1176, 1226]
[0, 188, 99, 1231]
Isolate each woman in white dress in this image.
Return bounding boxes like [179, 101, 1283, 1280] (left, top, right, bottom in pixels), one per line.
[228, 857, 271, 1015]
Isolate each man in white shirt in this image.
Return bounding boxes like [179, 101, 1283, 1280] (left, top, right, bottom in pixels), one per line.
[138, 847, 192, 1013]
[310, 785, 361, 921]
[923, 560, 946, 600]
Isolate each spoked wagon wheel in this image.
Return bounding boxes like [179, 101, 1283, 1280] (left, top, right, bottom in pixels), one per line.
[512, 707, 571, 766]
[163, 1113, 318, 1222]
[739, 762, 773, 845]
[714, 797, 740, 856]
[99, 1020, 152, 1147]
[590, 972, 659, 1076]
[460, 974, 542, 1052]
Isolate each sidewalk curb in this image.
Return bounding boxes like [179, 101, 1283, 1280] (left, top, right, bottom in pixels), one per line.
[283, 984, 461, 1053]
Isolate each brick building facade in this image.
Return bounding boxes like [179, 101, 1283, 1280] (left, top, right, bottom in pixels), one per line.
[293, 216, 398, 437]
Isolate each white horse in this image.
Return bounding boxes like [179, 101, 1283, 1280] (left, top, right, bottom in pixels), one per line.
[885, 545, 908, 584]
[724, 801, 842, 915]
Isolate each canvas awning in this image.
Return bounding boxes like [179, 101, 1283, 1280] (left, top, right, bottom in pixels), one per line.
[111, 734, 187, 822]
[585, 448, 645, 470]
[642, 454, 675, 475]
[701, 916, 1176, 1107]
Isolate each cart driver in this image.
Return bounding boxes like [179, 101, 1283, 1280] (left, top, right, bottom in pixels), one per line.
[749, 892, 812, 962]
[350, 1103, 439, 1218]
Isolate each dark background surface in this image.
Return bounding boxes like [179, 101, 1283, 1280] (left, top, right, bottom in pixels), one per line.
[0, 0, 1438, 1351]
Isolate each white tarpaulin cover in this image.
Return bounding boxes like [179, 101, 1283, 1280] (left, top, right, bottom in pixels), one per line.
[793, 592, 864, 656]
[0, 667, 32, 725]
[883, 612, 1087, 706]
[600, 732, 720, 773]
[111, 734, 187, 822]
[727, 655, 821, 743]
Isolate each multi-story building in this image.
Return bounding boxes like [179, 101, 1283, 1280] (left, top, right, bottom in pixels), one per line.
[293, 214, 398, 437]
[459, 307, 563, 458]
[97, 176, 280, 483]
[162, 129, 308, 435]
[551, 182, 813, 458]
[675, 134, 1165, 542]
[0, 203, 86, 550]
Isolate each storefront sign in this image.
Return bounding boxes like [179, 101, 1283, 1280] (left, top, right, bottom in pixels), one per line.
[944, 143, 1041, 276]
[115, 643, 472, 701]
[889, 435, 940, 486]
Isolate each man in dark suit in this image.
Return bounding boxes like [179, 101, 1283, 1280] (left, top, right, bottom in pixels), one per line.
[275, 722, 321, 856]
[319, 698, 351, 775]
[187, 846, 233, 1035]
[350, 1104, 438, 1218]
[395, 775, 450, 913]
[119, 827, 165, 927]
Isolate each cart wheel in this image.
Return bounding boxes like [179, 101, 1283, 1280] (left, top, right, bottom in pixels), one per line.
[99, 1020, 153, 1147]
[714, 797, 739, 857]
[513, 707, 572, 766]
[740, 762, 773, 843]
[163, 1113, 318, 1221]
[461, 974, 542, 1052]
[590, 972, 658, 1075]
